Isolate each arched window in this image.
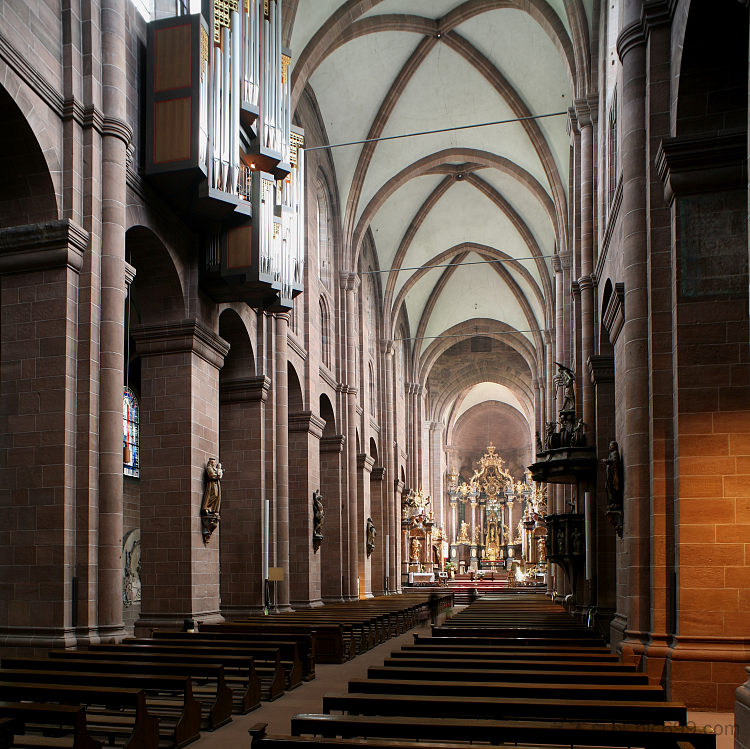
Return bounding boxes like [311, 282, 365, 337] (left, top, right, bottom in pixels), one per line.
[123, 387, 140, 478]
[320, 296, 331, 368]
[317, 188, 331, 290]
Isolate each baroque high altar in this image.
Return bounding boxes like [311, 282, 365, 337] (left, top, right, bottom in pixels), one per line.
[446, 444, 546, 574]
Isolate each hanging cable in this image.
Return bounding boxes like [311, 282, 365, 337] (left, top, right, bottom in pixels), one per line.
[361, 255, 555, 275]
[303, 111, 568, 152]
[392, 329, 546, 342]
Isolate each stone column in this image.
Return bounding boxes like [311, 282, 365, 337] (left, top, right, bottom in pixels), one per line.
[0, 221, 87, 650]
[288, 411, 325, 608]
[98, 0, 131, 641]
[274, 314, 291, 610]
[381, 340, 396, 593]
[320, 435, 345, 602]
[428, 422, 444, 530]
[219, 376, 270, 617]
[369, 466, 387, 595]
[356, 453, 375, 596]
[133, 321, 229, 632]
[576, 96, 597, 445]
[394, 477, 405, 590]
[615, 13, 651, 651]
[341, 272, 360, 599]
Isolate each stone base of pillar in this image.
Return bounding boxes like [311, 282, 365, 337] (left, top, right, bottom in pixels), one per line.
[609, 612, 628, 653]
[322, 595, 346, 604]
[219, 605, 267, 619]
[668, 638, 750, 711]
[0, 626, 78, 656]
[289, 598, 325, 609]
[134, 610, 224, 637]
[97, 622, 128, 643]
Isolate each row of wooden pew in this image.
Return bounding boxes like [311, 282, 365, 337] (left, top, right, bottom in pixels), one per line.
[249, 592, 717, 749]
[0, 593, 446, 748]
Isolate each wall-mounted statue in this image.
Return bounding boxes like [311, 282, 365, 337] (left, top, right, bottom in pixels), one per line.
[201, 456, 223, 544]
[410, 536, 421, 561]
[312, 490, 325, 552]
[603, 440, 624, 537]
[366, 517, 376, 557]
[554, 363, 576, 412]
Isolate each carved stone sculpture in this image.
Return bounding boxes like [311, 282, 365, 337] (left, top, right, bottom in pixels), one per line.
[366, 517, 376, 557]
[554, 363, 576, 412]
[312, 490, 325, 552]
[201, 456, 223, 544]
[410, 536, 421, 561]
[603, 440, 624, 537]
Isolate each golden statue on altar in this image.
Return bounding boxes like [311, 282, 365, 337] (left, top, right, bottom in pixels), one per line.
[485, 520, 500, 561]
[457, 521, 471, 544]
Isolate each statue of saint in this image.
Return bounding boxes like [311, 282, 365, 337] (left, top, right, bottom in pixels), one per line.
[457, 521, 470, 544]
[554, 363, 576, 412]
[366, 517, 376, 557]
[312, 490, 325, 552]
[604, 441, 622, 510]
[201, 457, 223, 516]
[410, 536, 421, 561]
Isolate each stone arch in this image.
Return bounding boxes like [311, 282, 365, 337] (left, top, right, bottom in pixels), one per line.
[288, 362, 304, 413]
[219, 308, 255, 379]
[369, 437, 379, 465]
[0, 82, 58, 226]
[126, 226, 186, 324]
[319, 393, 336, 436]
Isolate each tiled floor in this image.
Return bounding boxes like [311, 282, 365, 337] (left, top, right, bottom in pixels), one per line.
[192, 617, 736, 749]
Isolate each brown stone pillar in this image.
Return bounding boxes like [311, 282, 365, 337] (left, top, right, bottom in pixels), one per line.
[576, 96, 597, 446]
[320, 435, 346, 602]
[356, 453, 374, 596]
[0, 221, 87, 650]
[615, 16, 651, 651]
[341, 272, 360, 599]
[274, 314, 291, 610]
[219, 376, 270, 617]
[288, 411, 325, 608]
[133, 321, 228, 631]
[380, 340, 396, 593]
[369, 466, 387, 595]
[98, 0, 130, 641]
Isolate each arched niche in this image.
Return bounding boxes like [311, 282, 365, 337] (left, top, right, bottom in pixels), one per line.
[219, 309, 255, 380]
[0, 84, 57, 226]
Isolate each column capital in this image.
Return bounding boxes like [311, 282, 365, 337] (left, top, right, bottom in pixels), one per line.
[588, 354, 615, 385]
[339, 271, 361, 292]
[617, 21, 646, 62]
[570, 280, 581, 299]
[567, 106, 578, 137]
[124, 261, 136, 288]
[102, 115, 133, 147]
[558, 251, 572, 271]
[573, 98, 594, 129]
[578, 274, 595, 292]
[320, 434, 346, 454]
[219, 375, 272, 404]
[132, 319, 230, 369]
[602, 282, 625, 344]
[0, 219, 88, 275]
[357, 453, 375, 472]
[381, 339, 395, 356]
[289, 410, 326, 438]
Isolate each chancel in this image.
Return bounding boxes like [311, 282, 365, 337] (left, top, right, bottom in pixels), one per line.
[1, 1, 750, 746]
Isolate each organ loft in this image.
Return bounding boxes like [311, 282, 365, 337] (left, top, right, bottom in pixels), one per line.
[1, 1, 749, 745]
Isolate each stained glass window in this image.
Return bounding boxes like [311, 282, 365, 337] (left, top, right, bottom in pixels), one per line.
[123, 387, 140, 478]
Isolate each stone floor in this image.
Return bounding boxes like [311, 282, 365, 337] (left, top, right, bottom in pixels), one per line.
[191, 615, 736, 749]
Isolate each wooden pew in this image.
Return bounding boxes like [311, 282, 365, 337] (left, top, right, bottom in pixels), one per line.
[0, 703, 102, 749]
[0, 683, 159, 749]
[152, 629, 316, 681]
[345, 676, 665, 703]
[0, 670, 200, 747]
[203, 623, 349, 664]
[49, 647, 263, 712]
[367, 664, 649, 685]
[121, 638, 299, 691]
[3, 656, 233, 729]
[391, 648, 623, 664]
[321, 692, 689, 725]
[288, 714, 716, 748]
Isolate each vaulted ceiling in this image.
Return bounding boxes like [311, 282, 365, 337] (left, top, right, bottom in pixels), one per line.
[289, 0, 595, 460]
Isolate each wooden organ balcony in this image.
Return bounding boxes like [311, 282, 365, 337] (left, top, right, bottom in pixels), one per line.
[144, 0, 303, 311]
